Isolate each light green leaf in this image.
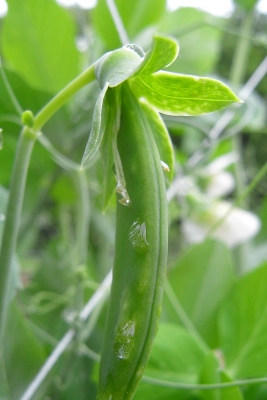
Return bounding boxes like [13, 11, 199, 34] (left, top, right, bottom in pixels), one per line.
[219, 262, 267, 378]
[167, 240, 234, 347]
[92, 0, 166, 50]
[3, 0, 79, 93]
[95, 47, 143, 89]
[140, 100, 174, 182]
[4, 301, 46, 399]
[134, 323, 206, 400]
[134, 34, 179, 76]
[130, 72, 241, 116]
[81, 82, 109, 167]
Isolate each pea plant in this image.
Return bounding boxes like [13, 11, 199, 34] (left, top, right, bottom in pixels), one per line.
[0, 0, 267, 399]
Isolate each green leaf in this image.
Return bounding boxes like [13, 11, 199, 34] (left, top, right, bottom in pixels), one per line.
[95, 47, 143, 89]
[219, 371, 243, 400]
[134, 323, 206, 400]
[4, 301, 46, 399]
[130, 72, 241, 116]
[167, 240, 235, 347]
[140, 100, 174, 182]
[199, 352, 221, 400]
[218, 262, 267, 378]
[160, 8, 222, 76]
[198, 352, 243, 400]
[92, 0, 166, 50]
[81, 82, 109, 167]
[134, 34, 179, 76]
[2, 0, 80, 93]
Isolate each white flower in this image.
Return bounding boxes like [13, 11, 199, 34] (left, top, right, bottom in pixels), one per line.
[182, 200, 261, 248]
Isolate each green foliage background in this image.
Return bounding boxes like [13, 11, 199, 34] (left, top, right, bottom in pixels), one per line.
[0, 0, 267, 399]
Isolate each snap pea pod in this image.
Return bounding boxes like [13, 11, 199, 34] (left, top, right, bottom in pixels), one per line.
[96, 83, 168, 400]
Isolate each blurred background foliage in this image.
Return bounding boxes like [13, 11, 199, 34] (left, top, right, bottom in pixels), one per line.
[0, 0, 267, 399]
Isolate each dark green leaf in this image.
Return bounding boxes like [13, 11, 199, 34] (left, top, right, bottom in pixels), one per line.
[167, 240, 235, 347]
[81, 82, 109, 167]
[134, 34, 179, 76]
[130, 72, 241, 116]
[92, 0, 166, 50]
[2, 0, 80, 93]
[140, 100, 174, 182]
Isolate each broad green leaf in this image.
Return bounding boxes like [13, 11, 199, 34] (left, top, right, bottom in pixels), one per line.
[160, 8, 222, 76]
[134, 34, 179, 76]
[199, 352, 221, 400]
[81, 82, 109, 167]
[134, 323, 206, 400]
[92, 0, 166, 50]
[95, 47, 143, 89]
[219, 371, 243, 400]
[167, 240, 235, 347]
[2, 0, 79, 93]
[218, 262, 267, 378]
[4, 301, 46, 399]
[198, 352, 243, 400]
[130, 72, 241, 116]
[140, 100, 174, 182]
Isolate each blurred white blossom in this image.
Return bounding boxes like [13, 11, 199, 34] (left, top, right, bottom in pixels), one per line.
[179, 153, 261, 247]
[182, 201, 261, 248]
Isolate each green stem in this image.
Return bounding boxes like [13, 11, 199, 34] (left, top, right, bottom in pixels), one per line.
[230, 12, 254, 87]
[0, 128, 37, 350]
[0, 64, 96, 353]
[0, 64, 23, 115]
[106, 0, 129, 45]
[34, 64, 96, 132]
[142, 374, 267, 391]
[74, 170, 90, 264]
[229, 11, 254, 272]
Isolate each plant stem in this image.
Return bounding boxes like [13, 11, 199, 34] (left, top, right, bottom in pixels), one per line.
[34, 64, 96, 132]
[106, 0, 129, 45]
[0, 64, 96, 353]
[74, 169, 90, 264]
[230, 12, 254, 87]
[142, 374, 267, 391]
[229, 11, 254, 273]
[0, 128, 37, 350]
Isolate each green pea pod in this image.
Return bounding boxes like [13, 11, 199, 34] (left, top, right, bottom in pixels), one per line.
[96, 83, 168, 400]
